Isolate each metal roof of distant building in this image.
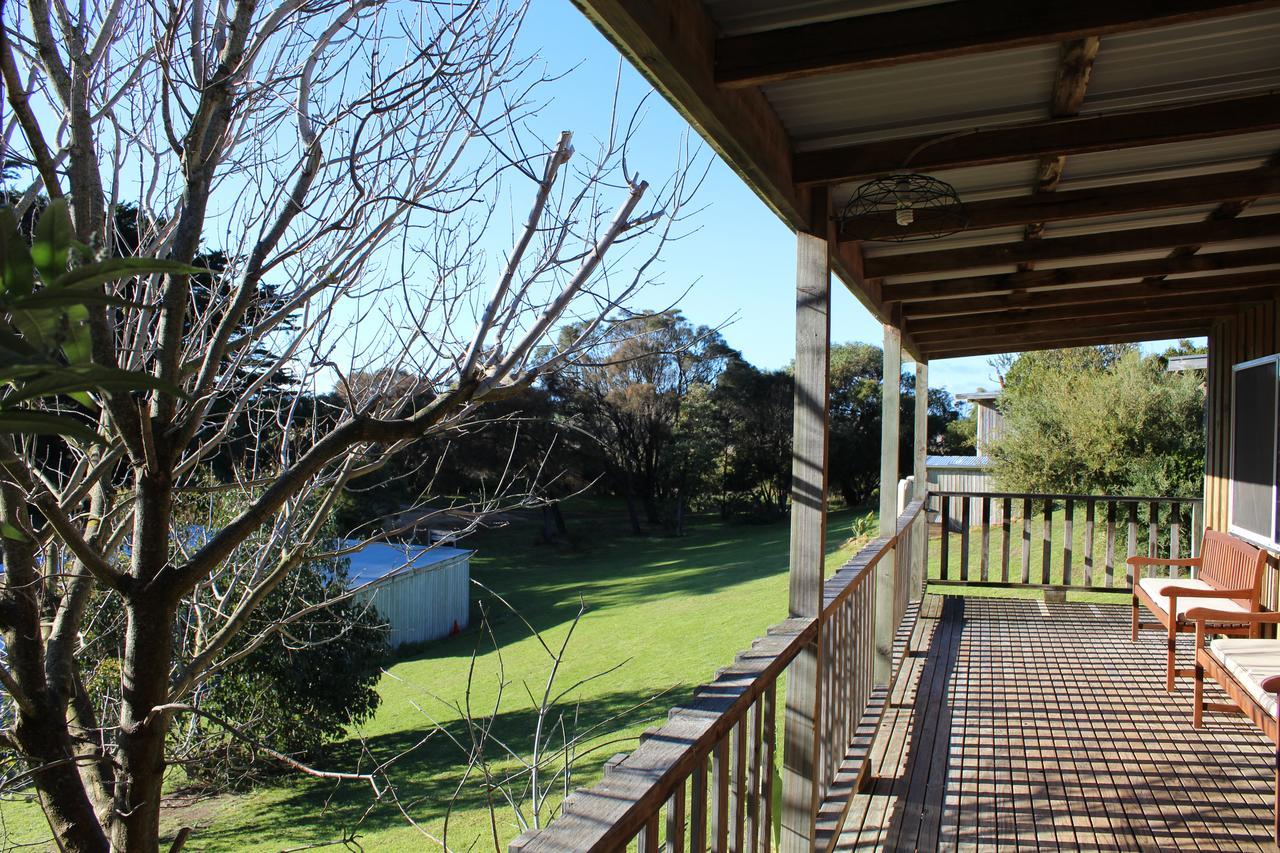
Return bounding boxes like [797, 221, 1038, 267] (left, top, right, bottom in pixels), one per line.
[344, 543, 471, 589]
[926, 455, 993, 469]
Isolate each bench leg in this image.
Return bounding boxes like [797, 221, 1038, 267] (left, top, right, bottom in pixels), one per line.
[1131, 596, 1139, 642]
[1193, 662, 1204, 727]
[1274, 747, 1279, 847]
[1166, 621, 1178, 692]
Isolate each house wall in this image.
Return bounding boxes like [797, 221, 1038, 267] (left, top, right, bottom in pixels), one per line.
[354, 551, 471, 647]
[1205, 299, 1280, 610]
[974, 402, 1005, 455]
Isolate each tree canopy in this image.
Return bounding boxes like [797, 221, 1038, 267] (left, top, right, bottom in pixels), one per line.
[988, 344, 1206, 498]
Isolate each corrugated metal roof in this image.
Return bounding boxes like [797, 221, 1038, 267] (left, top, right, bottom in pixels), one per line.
[771, 44, 1058, 149]
[1083, 10, 1280, 112]
[345, 543, 470, 588]
[927, 455, 993, 469]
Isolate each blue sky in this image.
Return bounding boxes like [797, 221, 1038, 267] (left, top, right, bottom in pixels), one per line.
[514, 1, 1197, 395]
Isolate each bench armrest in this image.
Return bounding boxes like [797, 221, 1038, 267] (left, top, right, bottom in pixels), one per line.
[1185, 608, 1280, 623]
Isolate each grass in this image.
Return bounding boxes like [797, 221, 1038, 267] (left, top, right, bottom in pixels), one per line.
[1, 504, 871, 851]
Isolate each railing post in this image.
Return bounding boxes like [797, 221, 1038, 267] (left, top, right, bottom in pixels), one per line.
[1191, 500, 1204, 557]
[875, 321, 902, 684]
[780, 220, 829, 852]
[912, 361, 929, 598]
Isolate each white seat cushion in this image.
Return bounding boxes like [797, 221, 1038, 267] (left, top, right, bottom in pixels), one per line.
[1137, 576, 1249, 619]
[1210, 638, 1280, 718]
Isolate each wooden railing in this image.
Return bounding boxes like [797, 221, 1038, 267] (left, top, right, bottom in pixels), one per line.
[510, 498, 927, 853]
[929, 491, 1204, 592]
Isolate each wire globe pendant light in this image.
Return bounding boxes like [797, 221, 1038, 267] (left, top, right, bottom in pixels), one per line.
[838, 173, 966, 242]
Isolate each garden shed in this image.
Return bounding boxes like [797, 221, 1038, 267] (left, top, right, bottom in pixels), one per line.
[347, 543, 471, 647]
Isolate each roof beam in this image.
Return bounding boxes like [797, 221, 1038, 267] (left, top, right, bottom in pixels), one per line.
[884, 246, 1280, 302]
[715, 0, 1280, 88]
[914, 310, 1238, 350]
[923, 322, 1213, 359]
[838, 166, 1280, 241]
[906, 289, 1275, 336]
[864, 213, 1280, 277]
[902, 270, 1280, 319]
[795, 92, 1280, 185]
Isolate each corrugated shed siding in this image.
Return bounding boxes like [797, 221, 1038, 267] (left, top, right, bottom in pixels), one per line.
[355, 553, 470, 647]
[926, 466, 1001, 529]
[1204, 299, 1280, 610]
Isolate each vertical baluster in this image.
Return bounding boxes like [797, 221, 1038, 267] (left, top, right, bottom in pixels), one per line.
[1191, 501, 1204, 558]
[713, 738, 729, 852]
[980, 496, 991, 581]
[1105, 501, 1117, 587]
[1170, 501, 1182, 564]
[1148, 500, 1158, 558]
[1021, 497, 1032, 583]
[692, 755, 708, 853]
[1062, 498, 1074, 587]
[1001, 498, 1012, 583]
[940, 496, 950, 581]
[760, 684, 775, 853]
[732, 715, 746, 852]
[1127, 502, 1139, 585]
[639, 811, 660, 853]
[960, 497, 971, 581]
[668, 779, 687, 853]
[747, 700, 761, 853]
[1084, 498, 1095, 588]
[1041, 499, 1053, 585]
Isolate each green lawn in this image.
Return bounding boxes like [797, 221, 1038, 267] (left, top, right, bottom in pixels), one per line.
[1, 505, 871, 851]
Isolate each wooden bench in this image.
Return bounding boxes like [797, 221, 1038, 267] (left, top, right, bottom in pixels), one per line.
[1131, 528, 1268, 691]
[1189, 608, 1280, 845]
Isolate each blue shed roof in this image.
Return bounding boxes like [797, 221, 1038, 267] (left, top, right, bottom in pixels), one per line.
[344, 542, 470, 588]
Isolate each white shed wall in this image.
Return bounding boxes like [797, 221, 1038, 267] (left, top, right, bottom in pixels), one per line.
[355, 552, 470, 647]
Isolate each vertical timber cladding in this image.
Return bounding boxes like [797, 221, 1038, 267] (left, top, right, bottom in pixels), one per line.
[1205, 298, 1280, 609]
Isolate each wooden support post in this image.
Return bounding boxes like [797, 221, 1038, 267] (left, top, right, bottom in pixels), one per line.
[780, 227, 830, 853]
[875, 322, 902, 684]
[912, 361, 929, 598]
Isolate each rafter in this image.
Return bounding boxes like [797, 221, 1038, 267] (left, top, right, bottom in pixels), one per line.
[906, 289, 1276, 337]
[923, 322, 1214, 359]
[901, 270, 1280, 320]
[795, 93, 1280, 185]
[839, 166, 1280, 241]
[884, 247, 1280, 302]
[715, 0, 1279, 88]
[864, 214, 1280, 278]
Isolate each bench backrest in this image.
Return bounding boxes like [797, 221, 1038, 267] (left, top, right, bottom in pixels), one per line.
[1199, 529, 1269, 608]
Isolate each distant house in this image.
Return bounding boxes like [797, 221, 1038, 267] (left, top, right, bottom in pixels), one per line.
[347, 543, 471, 647]
[927, 390, 1005, 529]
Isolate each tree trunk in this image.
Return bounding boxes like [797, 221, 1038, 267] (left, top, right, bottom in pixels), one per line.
[110, 598, 175, 852]
[540, 505, 558, 543]
[623, 491, 643, 535]
[551, 503, 568, 537]
[14, 704, 110, 852]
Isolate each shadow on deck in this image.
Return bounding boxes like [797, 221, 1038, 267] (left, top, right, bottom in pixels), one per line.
[838, 596, 1278, 851]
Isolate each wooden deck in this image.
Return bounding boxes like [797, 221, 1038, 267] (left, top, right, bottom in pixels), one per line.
[837, 596, 1279, 851]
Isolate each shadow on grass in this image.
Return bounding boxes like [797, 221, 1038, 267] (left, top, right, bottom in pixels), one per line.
[181, 685, 678, 850]
[396, 507, 862, 669]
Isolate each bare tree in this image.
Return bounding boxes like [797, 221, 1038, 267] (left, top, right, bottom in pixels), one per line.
[0, 1, 700, 849]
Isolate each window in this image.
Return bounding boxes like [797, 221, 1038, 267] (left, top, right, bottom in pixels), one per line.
[1230, 354, 1280, 548]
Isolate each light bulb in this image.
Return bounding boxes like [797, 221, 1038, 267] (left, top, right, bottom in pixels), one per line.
[895, 203, 915, 227]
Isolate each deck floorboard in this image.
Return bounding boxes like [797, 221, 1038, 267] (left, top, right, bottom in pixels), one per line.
[834, 596, 1277, 851]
